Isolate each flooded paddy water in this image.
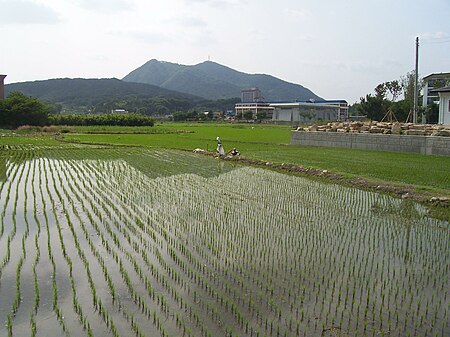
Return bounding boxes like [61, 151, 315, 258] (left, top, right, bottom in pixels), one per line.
[0, 146, 448, 336]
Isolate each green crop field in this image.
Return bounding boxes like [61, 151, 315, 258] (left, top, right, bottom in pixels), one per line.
[61, 123, 450, 193]
[0, 144, 448, 337]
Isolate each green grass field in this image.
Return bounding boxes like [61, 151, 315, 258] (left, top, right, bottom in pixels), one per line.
[56, 123, 450, 194]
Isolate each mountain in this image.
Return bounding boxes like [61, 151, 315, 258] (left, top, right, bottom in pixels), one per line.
[5, 78, 200, 105]
[5, 78, 204, 114]
[123, 59, 322, 101]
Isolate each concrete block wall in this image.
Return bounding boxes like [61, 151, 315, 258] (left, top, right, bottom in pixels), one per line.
[290, 131, 450, 156]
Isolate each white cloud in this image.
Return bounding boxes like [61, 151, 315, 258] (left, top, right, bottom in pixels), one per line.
[184, 0, 245, 8]
[0, 0, 60, 24]
[419, 32, 450, 40]
[283, 8, 312, 18]
[75, 0, 133, 13]
[418, 31, 449, 42]
[300, 58, 402, 73]
[166, 16, 208, 28]
[112, 30, 174, 44]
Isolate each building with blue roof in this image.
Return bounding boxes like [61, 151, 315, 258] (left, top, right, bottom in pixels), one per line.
[235, 88, 348, 122]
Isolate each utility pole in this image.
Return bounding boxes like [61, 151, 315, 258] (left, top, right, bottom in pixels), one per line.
[413, 37, 419, 124]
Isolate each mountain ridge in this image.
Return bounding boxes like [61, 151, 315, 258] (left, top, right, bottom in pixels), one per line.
[5, 77, 200, 102]
[4, 78, 205, 114]
[123, 60, 322, 101]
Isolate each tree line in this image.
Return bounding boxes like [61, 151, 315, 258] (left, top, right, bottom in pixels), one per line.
[352, 71, 439, 123]
[0, 92, 154, 128]
[48, 113, 154, 126]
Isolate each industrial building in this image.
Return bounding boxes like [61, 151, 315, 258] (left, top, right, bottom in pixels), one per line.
[235, 102, 275, 119]
[235, 88, 348, 122]
[241, 88, 264, 103]
[270, 100, 348, 123]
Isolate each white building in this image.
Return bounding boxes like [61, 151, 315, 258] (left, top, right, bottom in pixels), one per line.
[235, 102, 275, 119]
[111, 109, 128, 113]
[241, 88, 263, 103]
[422, 72, 450, 107]
[432, 86, 450, 125]
[271, 100, 348, 123]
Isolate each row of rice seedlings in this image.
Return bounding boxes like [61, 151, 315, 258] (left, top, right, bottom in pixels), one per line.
[216, 168, 448, 334]
[110, 162, 449, 337]
[30, 156, 41, 331]
[95, 159, 291, 336]
[89, 159, 253, 336]
[178, 160, 440, 330]
[0, 151, 27, 335]
[57, 157, 150, 336]
[4, 148, 190, 334]
[153, 176, 273, 335]
[49, 155, 160, 336]
[83, 159, 222, 334]
[0, 158, 29, 336]
[41, 158, 96, 336]
[61, 156, 183, 337]
[72, 155, 221, 337]
[125, 150, 440, 334]
[15, 147, 447, 337]
[59, 171, 126, 335]
[7, 152, 30, 241]
[0, 150, 26, 239]
[81, 151, 450, 334]
[7, 155, 34, 337]
[38, 158, 68, 335]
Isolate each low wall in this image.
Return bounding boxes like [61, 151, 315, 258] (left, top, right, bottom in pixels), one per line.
[290, 131, 450, 156]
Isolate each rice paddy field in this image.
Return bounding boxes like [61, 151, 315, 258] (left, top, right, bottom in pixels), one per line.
[0, 143, 449, 337]
[63, 123, 450, 193]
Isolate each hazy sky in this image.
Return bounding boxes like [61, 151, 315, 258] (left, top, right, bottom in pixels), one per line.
[1, 0, 449, 103]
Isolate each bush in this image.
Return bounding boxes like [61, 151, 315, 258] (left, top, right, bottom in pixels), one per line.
[48, 113, 154, 127]
[0, 92, 49, 128]
[16, 125, 43, 133]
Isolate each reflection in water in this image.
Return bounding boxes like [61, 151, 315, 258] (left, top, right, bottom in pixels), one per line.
[0, 148, 447, 337]
[0, 155, 6, 182]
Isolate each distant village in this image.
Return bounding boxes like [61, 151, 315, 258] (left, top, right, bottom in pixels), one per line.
[232, 72, 450, 125]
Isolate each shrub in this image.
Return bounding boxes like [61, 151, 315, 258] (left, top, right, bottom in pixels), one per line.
[48, 113, 154, 127]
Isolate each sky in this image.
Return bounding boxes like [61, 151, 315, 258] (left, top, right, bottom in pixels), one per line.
[1, 0, 449, 104]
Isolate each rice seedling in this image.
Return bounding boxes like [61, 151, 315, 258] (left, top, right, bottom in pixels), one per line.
[0, 146, 448, 337]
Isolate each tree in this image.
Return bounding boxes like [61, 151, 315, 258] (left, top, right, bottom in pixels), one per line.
[359, 76, 419, 122]
[424, 103, 439, 124]
[401, 70, 416, 103]
[374, 83, 387, 99]
[0, 92, 49, 128]
[390, 99, 411, 122]
[385, 80, 402, 102]
[256, 111, 267, 120]
[243, 110, 253, 120]
[358, 94, 389, 121]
